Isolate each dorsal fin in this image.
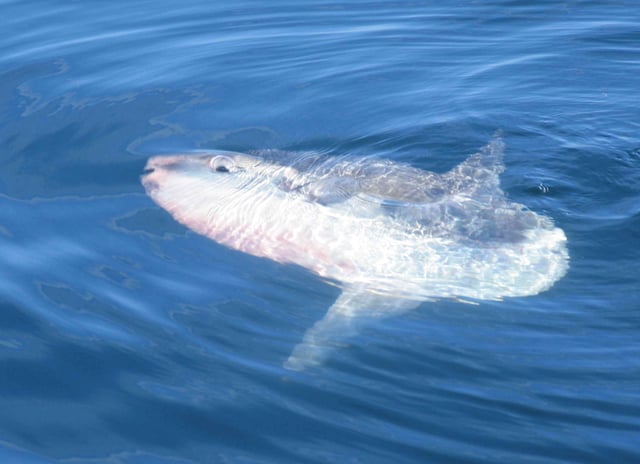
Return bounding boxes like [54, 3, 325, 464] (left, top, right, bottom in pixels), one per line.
[444, 133, 505, 197]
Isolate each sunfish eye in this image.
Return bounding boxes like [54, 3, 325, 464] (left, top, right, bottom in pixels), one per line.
[210, 155, 235, 173]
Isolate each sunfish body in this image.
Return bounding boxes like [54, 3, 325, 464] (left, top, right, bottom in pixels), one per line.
[142, 136, 569, 370]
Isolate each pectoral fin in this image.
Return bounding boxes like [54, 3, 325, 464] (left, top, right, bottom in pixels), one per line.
[284, 286, 420, 371]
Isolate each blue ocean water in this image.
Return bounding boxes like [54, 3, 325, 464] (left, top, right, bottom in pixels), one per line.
[1, 1, 639, 462]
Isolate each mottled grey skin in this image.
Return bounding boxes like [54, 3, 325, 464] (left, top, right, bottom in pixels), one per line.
[256, 137, 502, 201]
[251, 137, 533, 244]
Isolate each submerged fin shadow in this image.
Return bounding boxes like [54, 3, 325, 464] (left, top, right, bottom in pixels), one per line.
[284, 286, 421, 371]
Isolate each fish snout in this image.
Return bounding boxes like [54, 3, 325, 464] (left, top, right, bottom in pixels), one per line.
[141, 161, 161, 194]
[142, 154, 212, 194]
[141, 155, 186, 193]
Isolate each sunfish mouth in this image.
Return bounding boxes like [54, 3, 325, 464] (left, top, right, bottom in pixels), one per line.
[141, 156, 189, 193]
[141, 157, 182, 193]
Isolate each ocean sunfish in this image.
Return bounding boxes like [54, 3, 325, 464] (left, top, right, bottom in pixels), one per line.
[141, 135, 569, 370]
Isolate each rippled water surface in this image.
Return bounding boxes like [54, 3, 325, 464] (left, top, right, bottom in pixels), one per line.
[1, 1, 639, 463]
